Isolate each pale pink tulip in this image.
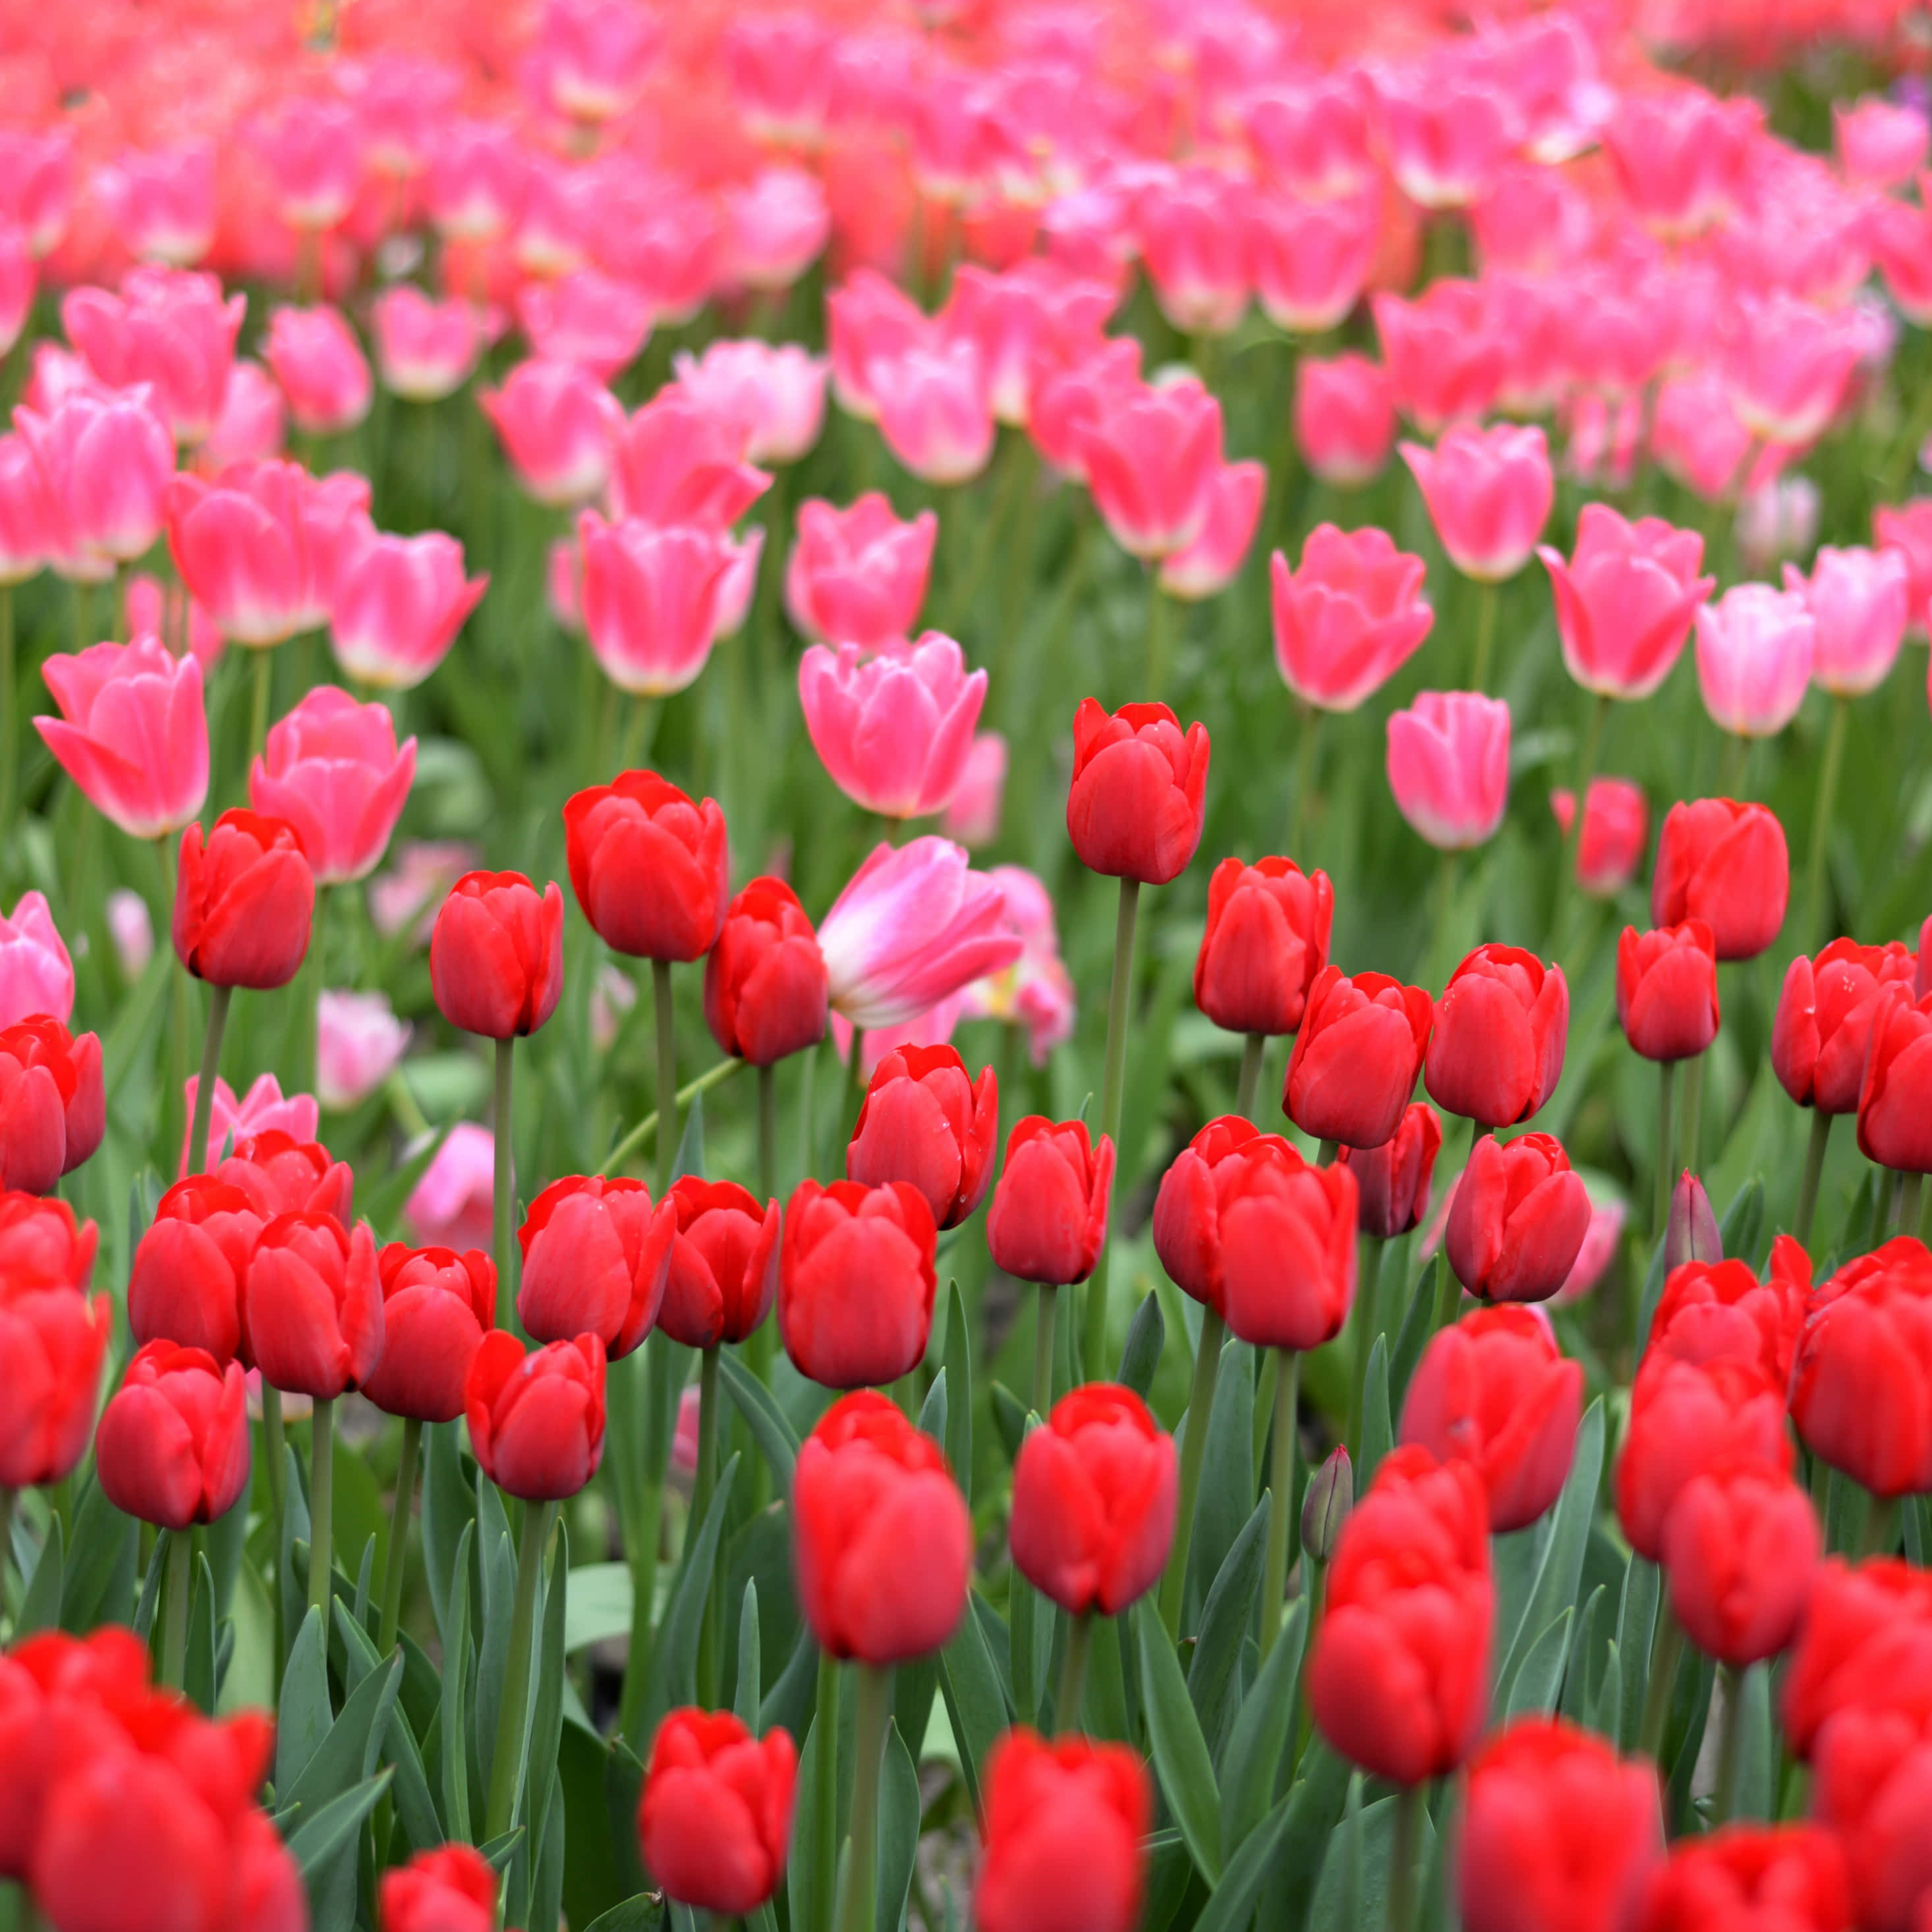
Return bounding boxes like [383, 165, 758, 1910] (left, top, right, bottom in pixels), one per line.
[1724, 294, 1863, 447]
[957, 863, 1076, 1065]
[317, 989, 411, 1111]
[940, 731, 1007, 847]
[250, 98, 364, 231]
[479, 358, 623, 507]
[1836, 97, 1928, 190]
[941, 262, 1113, 430]
[832, 1000, 964, 1079]
[1082, 377, 1222, 561]
[17, 389, 174, 579]
[1539, 505, 1715, 701]
[424, 119, 528, 243]
[817, 836, 1023, 1030]
[1694, 584, 1815, 739]
[722, 167, 831, 292]
[94, 141, 217, 266]
[266, 306, 373, 437]
[1295, 355, 1395, 487]
[608, 389, 770, 530]
[532, 0, 661, 125]
[371, 288, 486, 402]
[1550, 780, 1649, 897]
[1137, 169, 1249, 337]
[799, 633, 986, 819]
[181, 1073, 318, 1178]
[403, 1121, 496, 1251]
[1245, 192, 1378, 335]
[870, 340, 995, 486]
[0, 892, 73, 1027]
[1650, 372, 1756, 503]
[1377, 67, 1520, 210]
[105, 888, 155, 981]
[548, 536, 582, 633]
[673, 341, 828, 466]
[577, 510, 735, 696]
[368, 839, 478, 946]
[1401, 424, 1553, 582]
[517, 270, 651, 383]
[200, 361, 287, 472]
[1159, 461, 1266, 602]
[63, 268, 244, 447]
[827, 269, 932, 422]
[1270, 524, 1434, 712]
[329, 527, 488, 690]
[785, 493, 936, 648]
[1386, 691, 1510, 850]
[1786, 546, 1910, 697]
[249, 685, 418, 884]
[37, 637, 206, 838]
[0, 432, 51, 584]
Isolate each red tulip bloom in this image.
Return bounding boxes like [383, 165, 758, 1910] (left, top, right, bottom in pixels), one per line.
[1649, 1242, 1811, 1393]
[0, 1191, 97, 1291]
[96, 1340, 250, 1530]
[380, 1845, 499, 1932]
[1775, 940, 1918, 1115]
[1618, 922, 1720, 1062]
[360, 1243, 494, 1424]
[1193, 856, 1333, 1037]
[465, 1330, 607, 1501]
[847, 1043, 998, 1231]
[1338, 1102, 1442, 1239]
[217, 1129, 352, 1226]
[780, 1180, 936, 1388]
[1425, 945, 1568, 1128]
[172, 810, 315, 990]
[1637, 1825, 1850, 1932]
[128, 1176, 264, 1365]
[1651, 799, 1790, 963]
[1065, 699, 1210, 887]
[0, 1276, 109, 1489]
[1284, 967, 1434, 1151]
[1662, 1462, 1819, 1666]
[639, 1709, 797, 1915]
[658, 1178, 781, 1350]
[243, 1212, 382, 1400]
[517, 1174, 674, 1361]
[563, 768, 729, 963]
[1811, 1698, 1932, 1932]
[703, 876, 829, 1066]
[428, 869, 565, 1039]
[1782, 1558, 1932, 1761]
[1444, 1131, 1592, 1304]
[0, 1015, 102, 1195]
[1857, 988, 1932, 1173]
[985, 1117, 1114, 1286]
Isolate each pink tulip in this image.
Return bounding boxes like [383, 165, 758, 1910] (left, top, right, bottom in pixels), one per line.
[1137, 169, 1249, 337]
[1649, 372, 1756, 503]
[577, 510, 737, 696]
[673, 341, 829, 467]
[371, 288, 486, 402]
[1786, 546, 1910, 697]
[722, 167, 831, 292]
[1694, 584, 1815, 740]
[941, 731, 1007, 846]
[1386, 692, 1511, 850]
[1550, 780, 1649, 897]
[827, 269, 932, 422]
[0, 432, 51, 584]
[1159, 461, 1266, 602]
[1553, 1197, 1627, 1306]
[17, 389, 174, 578]
[1296, 354, 1396, 487]
[0, 892, 73, 1027]
[1270, 523, 1435, 712]
[517, 270, 652, 383]
[425, 119, 528, 243]
[726, 12, 836, 144]
[22, 344, 103, 416]
[316, 990, 411, 1111]
[63, 268, 244, 447]
[604, 182, 718, 326]
[1724, 294, 1863, 447]
[94, 140, 217, 266]
[36, 638, 207, 839]
[870, 341, 996, 486]
[329, 527, 488, 690]
[248, 685, 418, 885]
[818, 836, 1023, 1031]
[941, 262, 1112, 430]
[1401, 424, 1553, 583]
[200, 361, 287, 471]
[0, 129, 67, 260]
[608, 389, 771, 530]
[1373, 281, 1505, 433]
[1539, 505, 1715, 701]
[479, 358, 623, 507]
[266, 307, 373, 438]
[0, 224, 34, 362]
[125, 573, 222, 673]
[711, 527, 764, 641]
[532, 0, 662, 125]
[368, 839, 478, 946]
[1876, 498, 1932, 635]
[785, 493, 936, 648]
[402, 1121, 495, 1252]
[957, 863, 1077, 1065]
[1244, 72, 1377, 198]
[1604, 88, 1761, 238]
[1082, 377, 1223, 561]
[1735, 476, 1821, 578]
[250, 97, 364, 231]
[105, 888, 155, 981]
[799, 633, 986, 819]
[1029, 338, 1142, 482]
[181, 1072, 318, 1177]
[1245, 191, 1378, 335]
[1836, 97, 1928, 190]
[548, 536, 583, 633]
[1377, 66, 1520, 210]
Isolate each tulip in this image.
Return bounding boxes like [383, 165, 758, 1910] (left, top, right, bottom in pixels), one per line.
[202, 360, 286, 470]
[799, 633, 987, 820]
[1301, 1446, 1355, 1568]
[1664, 1175, 1725, 1278]
[127, 1176, 260, 1366]
[517, 270, 652, 382]
[315, 990, 410, 1113]
[0, 1276, 109, 1489]
[577, 511, 742, 697]
[1285, 967, 1435, 1151]
[96, 1340, 249, 1531]
[1652, 799, 1790, 963]
[0, 430, 49, 583]
[1662, 1463, 1819, 1667]
[401, 1121, 496, 1255]
[1373, 281, 1506, 434]
[1340, 1104, 1443, 1240]
[826, 271, 930, 424]
[1193, 857, 1332, 1040]
[1081, 378, 1224, 561]
[217, 1129, 351, 1229]
[1270, 524, 1434, 712]
[868, 341, 995, 486]
[784, 494, 936, 649]
[940, 262, 1112, 430]
[940, 732, 1007, 846]
[1157, 459, 1266, 604]
[36, 637, 208, 838]
[608, 389, 770, 532]
[1402, 425, 1554, 583]
[177, 1074, 316, 1182]
[793, 1390, 971, 1661]
[1725, 295, 1863, 448]
[1386, 693, 1510, 851]
[1245, 73, 1377, 196]
[1401, 1304, 1583, 1532]
[1637, 1827, 1852, 1932]
[1138, 169, 1249, 335]
[780, 1178, 936, 1388]
[1245, 191, 1378, 335]
[846, 1042, 998, 1232]
[1379, 68, 1520, 209]
[0, 893, 71, 1029]
[1652, 1244, 1810, 1392]
[1782, 1558, 1932, 1761]
[1695, 584, 1815, 741]
[1308, 1445, 1493, 1784]
[1029, 339, 1143, 484]
[1787, 546, 1910, 698]
[563, 769, 728, 964]
[1065, 698, 1210, 887]
[1539, 505, 1715, 702]
[330, 526, 488, 691]
[1877, 497, 1932, 633]
[173, 810, 314, 992]
[264, 306, 372, 438]
[63, 268, 244, 448]
[517, 1174, 673, 1360]
[94, 140, 217, 268]
[17, 389, 174, 577]
[1856, 989, 1932, 1174]
[1605, 88, 1759, 236]
[479, 359, 623, 507]
[243, 1212, 380, 1404]
[1426, 945, 1568, 1128]
[356, 1242, 495, 1428]
[380, 1844, 499, 1932]
[466, 1330, 606, 1501]
[1774, 940, 1917, 1116]
[250, 94, 361, 229]
[1838, 96, 1929, 186]
[723, 165, 828, 290]
[638, 1708, 796, 1914]
[0, 1016, 103, 1195]
[1550, 780, 1649, 897]
[371, 288, 485, 403]
[430, 870, 565, 1040]
[959, 867, 1078, 1068]
[658, 1179, 781, 1351]
[1295, 353, 1396, 488]
[986, 1117, 1114, 1290]
[1618, 922, 1721, 1064]
[703, 878, 829, 1067]
[1459, 1719, 1662, 1932]
[673, 341, 828, 467]
[248, 684, 417, 886]
[1444, 1130, 1592, 1305]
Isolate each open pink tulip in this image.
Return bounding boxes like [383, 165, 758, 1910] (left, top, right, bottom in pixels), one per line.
[36, 637, 208, 839]
[827, 269, 931, 422]
[800, 633, 987, 819]
[608, 389, 771, 531]
[1379, 65, 1520, 209]
[1836, 96, 1928, 190]
[1604, 88, 1759, 238]
[181, 1071, 317, 1176]
[1082, 377, 1223, 561]
[1402, 424, 1554, 582]
[1539, 504, 1715, 701]
[1160, 461, 1266, 602]
[1245, 191, 1378, 335]
[249, 685, 418, 885]
[724, 163, 829, 291]
[1386, 693, 1511, 851]
[265, 306, 373, 437]
[1550, 780, 1649, 897]
[534, 0, 662, 125]
[577, 510, 740, 696]
[1029, 339, 1142, 483]
[1271, 523, 1435, 712]
[252, 96, 362, 231]
[17, 389, 174, 577]
[1373, 281, 1505, 433]
[1785, 546, 1910, 697]
[0, 892, 73, 1027]
[330, 527, 488, 690]
[785, 494, 936, 649]
[371, 287, 486, 402]
[63, 267, 244, 447]
[940, 261, 1112, 430]
[673, 340, 829, 466]
[403, 1120, 496, 1252]
[1296, 354, 1396, 486]
[1694, 584, 1815, 739]
[870, 341, 996, 487]
[479, 358, 623, 507]
[1138, 168, 1249, 337]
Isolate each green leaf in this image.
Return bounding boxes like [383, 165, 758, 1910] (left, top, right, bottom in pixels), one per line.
[422, 1419, 474, 1649]
[1008, 1570, 1052, 1730]
[1191, 1789, 1295, 1932]
[1388, 1256, 1443, 1411]
[1719, 1175, 1766, 1274]
[1733, 1662, 1775, 1822]
[18, 1512, 62, 1634]
[563, 1563, 633, 1655]
[282, 1652, 401, 1823]
[636, 1452, 741, 1751]
[875, 1720, 921, 1932]
[581, 1898, 664, 1932]
[944, 1278, 973, 1506]
[101, 941, 172, 1099]
[1135, 1601, 1221, 1883]
[787, 1711, 826, 1932]
[917, 1366, 948, 1447]
[287, 1768, 394, 1878]
[359, 1125, 452, 1239]
[1357, 1336, 1392, 1491]
[1276, 1742, 1352, 1932]
[1664, 1649, 1717, 1831]
[1118, 1291, 1165, 1401]
[185, 1552, 217, 1716]
[278, 1445, 311, 1662]
[1498, 1399, 1605, 1688]
[521, 1527, 572, 1928]
[1310, 1792, 1437, 1932]
[277, 1607, 333, 1794]
[936, 1591, 1010, 1814]
[1616, 1557, 1659, 1752]
[441, 1520, 476, 1842]
[989, 1380, 1027, 1463]
[735, 1581, 762, 1730]
[132, 1525, 167, 1643]
[1503, 1608, 1574, 1719]
[333, 1603, 442, 1852]
[759, 1623, 820, 1742]
[606, 1737, 647, 1900]
[1185, 1334, 1253, 1628]
[474, 1522, 516, 1792]
[1219, 1597, 1307, 1854]
[718, 1353, 800, 1488]
[1188, 1495, 1266, 1747]
[1559, 1585, 1608, 1727]
[59, 1476, 135, 1634]
[671, 1089, 706, 1182]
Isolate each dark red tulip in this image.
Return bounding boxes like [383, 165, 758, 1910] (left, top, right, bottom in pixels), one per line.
[1857, 987, 1932, 1172]
[380, 1845, 499, 1932]
[360, 1243, 495, 1424]
[1065, 698, 1210, 886]
[847, 1042, 997, 1230]
[217, 1129, 353, 1226]
[639, 1709, 797, 1914]
[1662, 1462, 1819, 1666]
[1651, 797, 1790, 963]
[1425, 944, 1567, 1128]
[1193, 855, 1333, 1036]
[428, 869, 565, 1039]
[703, 876, 829, 1066]
[172, 810, 315, 989]
[1338, 1102, 1442, 1239]
[658, 1177, 781, 1350]
[96, 1340, 250, 1530]
[985, 1117, 1114, 1286]
[1773, 939, 1918, 1114]
[1284, 967, 1433, 1150]
[465, 1329, 607, 1501]
[128, 1176, 263, 1365]
[242, 1212, 382, 1400]
[564, 768, 729, 963]
[517, 1174, 674, 1360]
[0, 1017, 103, 1195]
[0, 1276, 110, 1489]
[1617, 922, 1720, 1062]
[1637, 1826, 1850, 1932]
[1444, 1130, 1591, 1304]
[780, 1179, 937, 1388]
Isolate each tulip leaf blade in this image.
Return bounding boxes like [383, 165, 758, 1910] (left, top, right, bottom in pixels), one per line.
[917, 1365, 948, 1447]
[1219, 1595, 1307, 1854]
[670, 1089, 706, 1183]
[277, 1605, 334, 1794]
[283, 1649, 403, 1823]
[59, 1473, 135, 1635]
[1388, 1255, 1441, 1413]
[287, 1767, 395, 1881]
[735, 1580, 762, 1730]
[1309, 1790, 1438, 1932]
[421, 1419, 474, 1651]
[1616, 1557, 1659, 1751]
[522, 1524, 571, 1923]
[1559, 1583, 1608, 1726]
[1498, 1396, 1604, 1686]
[944, 1278, 973, 1506]
[989, 1380, 1028, 1463]
[1188, 1493, 1266, 1746]
[18, 1510, 61, 1635]
[1502, 1606, 1573, 1719]
[1135, 1601, 1222, 1883]
[1191, 1786, 1294, 1932]
[1357, 1335, 1392, 1492]
[333, 1601, 443, 1852]
[1118, 1289, 1165, 1402]
[185, 1550, 218, 1716]
[637, 1451, 741, 1752]
[581, 1898, 664, 1932]
[875, 1717, 921, 1932]
[1274, 1740, 1352, 1932]
[441, 1519, 476, 1842]
[1719, 1174, 1765, 1274]
[718, 1353, 799, 1487]
[1185, 1333, 1253, 1628]
[936, 1589, 1011, 1815]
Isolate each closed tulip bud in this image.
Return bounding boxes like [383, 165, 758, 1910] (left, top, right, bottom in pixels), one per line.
[518, 1175, 674, 1361]
[1386, 692, 1511, 851]
[563, 770, 728, 963]
[1666, 1173, 1722, 1273]
[1662, 1462, 1819, 1667]
[1081, 377, 1223, 559]
[380, 1844, 499, 1932]
[659, 1178, 781, 1350]
[639, 1709, 797, 1914]
[1309, 1445, 1493, 1784]
[330, 526, 488, 692]
[1295, 353, 1395, 488]
[1301, 1444, 1353, 1564]
[1140, 174, 1249, 335]
[0, 1277, 109, 1488]
[1651, 1243, 1811, 1391]
[1402, 424, 1554, 582]
[793, 1390, 971, 1660]
[1271, 523, 1435, 712]
[1856, 988, 1932, 1173]
[1065, 698, 1210, 886]
[1246, 192, 1377, 336]
[1774, 940, 1918, 1115]
[1401, 1305, 1583, 1532]
[703, 877, 828, 1066]
[429, 870, 565, 1039]
[480, 358, 623, 507]
[0, 893, 72, 1030]
[1618, 922, 1721, 1063]
[370, 289, 486, 405]
[1286, 967, 1435, 1151]
[0, 1016, 103, 1194]
[172, 810, 314, 990]
[1786, 546, 1910, 698]
[248, 686, 418, 886]
[264, 304, 372, 436]
[128, 1176, 262, 1363]
[1637, 1825, 1850, 1932]
[780, 1179, 936, 1389]
[1652, 799, 1790, 963]
[1425, 944, 1568, 1128]
[986, 1118, 1113, 1286]
[1151, 1116, 1358, 1350]
[847, 1044, 997, 1231]
[1460, 1719, 1662, 1932]
[1550, 779, 1649, 897]
[576, 512, 740, 698]
[1339, 1104, 1443, 1240]
[244, 1213, 381, 1400]
[1193, 856, 1333, 1037]
[976, 1730, 1150, 1932]
[1009, 1384, 1177, 1616]
[96, 1340, 249, 1529]
[360, 1243, 494, 1424]
[1445, 1130, 1592, 1305]
[783, 493, 936, 650]
[466, 1329, 607, 1501]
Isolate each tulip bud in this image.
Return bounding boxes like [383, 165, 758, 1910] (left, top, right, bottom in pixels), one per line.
[1300, 1444, 1353, 1564]
[173, 810, 316, 990]
[638, 1709, 797, 1915]
[1665, 1172, 1721, 1273]
[380, 1844, 498, 1932]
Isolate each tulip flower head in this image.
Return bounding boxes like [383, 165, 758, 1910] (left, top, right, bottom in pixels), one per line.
[638, 1709, 797, 1916]
[1695, 583, 1815, 740]
[1386, 692, 1510, 851]
[465, 1329, 607, 1501]
[1271, 523, 1434, 712]
[1401, 424, 1554, 582]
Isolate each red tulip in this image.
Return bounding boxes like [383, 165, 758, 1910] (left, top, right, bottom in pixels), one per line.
[1308, 1445, 1493, 1785]
[1444, 1131, 1592, 1304]
[658, 1178, 781, 1350]
[1425, 945, 1568, 1128]
[242, 1212, 382, 1400]
[96, 1340, 250, 1530]
[1857, 988, 1932, 1173]
[0, 1276, 109, 1488]
[1065, 698, 1210, 887]
[1811, 1699, 1932, 1932]
[1649, 1243, 1811, 1393]
[1193, 856, 1333, 1037]
[1284, 967, 1434, 1150]
[639, 1709, 797, 1914]
[703, 876, 829, 1066]
[380, 1844, 499, 1932]
[985, 1118, 1114, 1286]
[1550, 778, 1649, 898]
[1151, 1116, 1357, 1350]
[172, 810, 315, 990]
[428, 870, 565, 1039]
[1782, 1558, 1932, 1761]
[1338, 1103, 1442, 1239]
[1400, 1305, 1583, 1533]
[517, 1174, 674, 1361]
[1618, 922, 1720, 1062]
[793, 1390, 971, 1661]
[1009, 1383, 1177, 1616]
[779, 1180, 936, 1388]
[563, 769, 729, 963]
[1637, 1825, 1850, 1932]
[465, 1330, 607, 1501]
[1662, 1462, 1819, 1666]
[0, 1015, 102, 1194]
[360, 1243, 495, 1424]
[128, 1176, 263, 1365]
[1775, 940, 1918, 1115]
[217, 1129, 353, 1226]
[1651, 799, 1790, 963]
[0, 1191, 96, 1291]
[847, 1043, 997, 1231]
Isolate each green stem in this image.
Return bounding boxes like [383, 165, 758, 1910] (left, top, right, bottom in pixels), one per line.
[1082, 879, 1141, 1382]
[484, 1498, 557, 1841]
[1719, 731, 1749, 799]
[185, 982, 233, 1177]
[693, 1345, 722, 1705]
[834, 1663, 895, 1932]
[1795, 1108, 1833, 1251]
[1712, 1664, 1746, 1826]
[757, 1060, 778, 1203]
[619, 695, 656, 772]
[1143, 571, 1171, 698]
[597, 1057, 747, 1177]
[1386, 1783, 1423, 1932]
[653, 960, 677, 1197]
[813, 1651, 841, 1932]
[376, 1416, 422, 1654]
[1655, 1058, 1677, 1239]
[1902, 1172, 1925, 1241]
[1680, 1049, 1705, 1179]
[1638, 1601, 1686, 1761]
[1055, 1614, 1091, 1733]
[1287, 703, 1321, 856]
[493, 1037, 516, 1328]
[1471, 579, 1497, 693]
[615, 1345, 664, 1742]
[262, 1386, 285, 1525]
[1552, 691, 1609, 956]
[1259, 1348, 1299, 1659]
[1346, 1237, 1384, 1459]
[1235, 1031, 1266, 1122]
[161, 1526, 192, 1690]
[248, 647, 274, 765]
[1032, 1282, 1056, 1419]
[1158, 1305, 1226, 1636]
[1317, 1139, 1339, 1168]
[308, 1396, 334, 1617]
